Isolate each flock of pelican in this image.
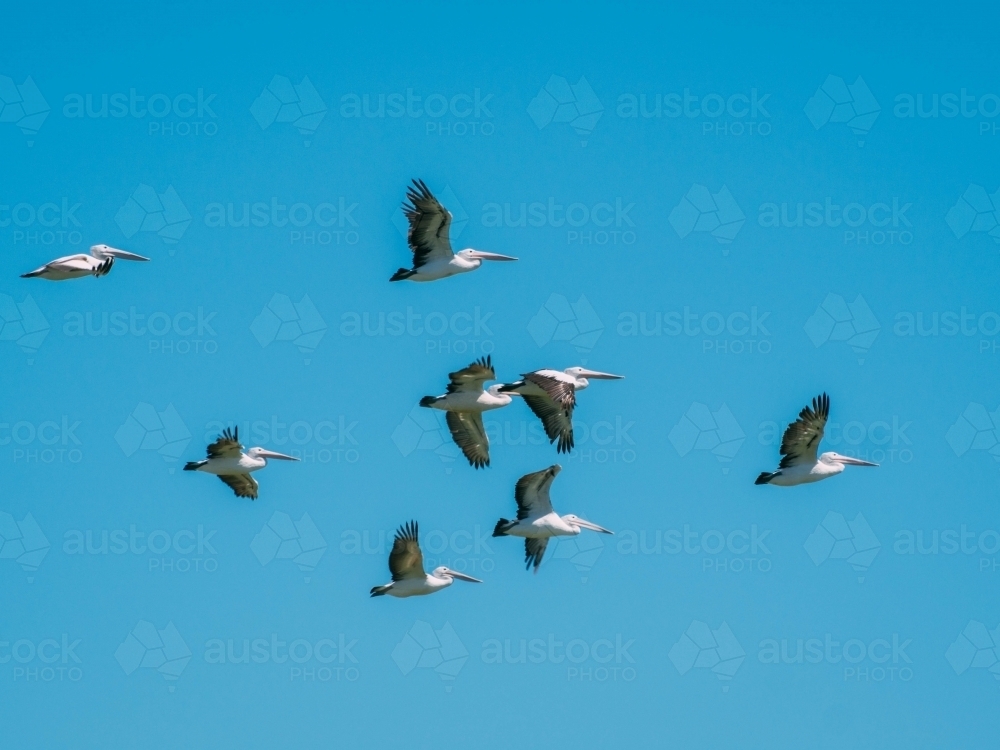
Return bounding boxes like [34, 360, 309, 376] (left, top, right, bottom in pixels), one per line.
[19, 179, 879, 598]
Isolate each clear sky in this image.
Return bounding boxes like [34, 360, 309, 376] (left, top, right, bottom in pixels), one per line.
[2, 2, 999, 747]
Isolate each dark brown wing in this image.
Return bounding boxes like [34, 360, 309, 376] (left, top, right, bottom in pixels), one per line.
[522, 395, 574, 453]
[446, 355, 495, 394]
[445, 411, 490, 468]
[779, 393, 830, 468]
[217, 473, 258, 499]
[389, 521, 425, 580]
[524, 538, 549, 572]
[207, 426, 243, 458]
[402, 179, 454, 269]
[523, 371, 576, 410]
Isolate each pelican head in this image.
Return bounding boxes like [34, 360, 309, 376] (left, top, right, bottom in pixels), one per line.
[561, 514, 614, 535]
[247, 447, 300, 462]
[432, 566, 482, 584]
[563, 366, 625, 389]
[820, 452, 878, 468]
[457, 248, 519, 266]
[91, 244, 151, 262]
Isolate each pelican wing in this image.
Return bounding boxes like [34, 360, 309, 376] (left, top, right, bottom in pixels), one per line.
[446, 411, 490, 468]
[217, 473, 258, 499]
[446, 355, 495, 393]
[207, 427, 243, 459]
[524, 538, 549, 572]
[514, 468, 556, 520]
[778, 393, 830, 468]
[403, 179, 454, 269]
[523, 371, 576, 409]
[522, 395, 574, 453]
[389, 521, 426, 580]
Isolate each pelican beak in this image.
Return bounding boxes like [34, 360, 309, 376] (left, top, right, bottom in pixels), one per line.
[577, 369, 624, 380]
[104, 247, 151, 262]
[448, 571, 483, 583]
[574, 519, 614, 534]
[256, 449, 300, 461]
[466, 251, 518, 262]
[840, 456, 879, 467]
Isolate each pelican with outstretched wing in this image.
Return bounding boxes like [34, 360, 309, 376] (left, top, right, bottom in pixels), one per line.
[500, 366, 624, 453]
[493, 465, 613, 573]
[390, 179, 517, 282]
[184, 427, 299, 499]
[370, 521, 482, 597]
[755, 393, 878, 486]
[21, 244, 150, 281]
[420, 355, 512, 468]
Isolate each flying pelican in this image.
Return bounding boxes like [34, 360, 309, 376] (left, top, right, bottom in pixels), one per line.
[370, 521, 482, 597]
[21, 244, 150, 280]
[500, 367, 624, 452]
[755, 393, 878, 486]
[420, 355, 512, 468]
[183, 427, 299, 499]
[390, 179, 517, 282]
[493, 465, 613, 572]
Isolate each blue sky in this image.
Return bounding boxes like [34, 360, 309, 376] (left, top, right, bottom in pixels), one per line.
[2, 2, 999, 747]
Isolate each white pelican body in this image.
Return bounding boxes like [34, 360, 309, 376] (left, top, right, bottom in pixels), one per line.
[500, 367, 624, 453]
[371, 521, 482, 597]
[22, 244, 150, 281]
[184, 427, 299, 499]
[493, 465, 613, 572]
[756, 394, 878, 487]
[420, 355, 511, 468]
[390, 179, 517, 282]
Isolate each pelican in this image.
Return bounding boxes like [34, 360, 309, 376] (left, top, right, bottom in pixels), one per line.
[420, 355, 511, 468]
[500, 367, 624, 452]
[21, 244, 150, 280]
[390, 179, 517, 282]
[755, 393, 878, 486]
[183, 427, 299, 499]
[370, 521, 482, 597]
[493, 465, 613, 572]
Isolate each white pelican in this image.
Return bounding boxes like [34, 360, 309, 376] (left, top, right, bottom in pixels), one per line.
[21, 244, 150, 280]
[370, 521, 482, 597]
[390, 179, 517, 282]
[499, 367, 624, 452]
[493, 465, 613, 572]
[755, 393, 878, 486]
[420, 355, 512, 468]
[183, 427, 299, 499]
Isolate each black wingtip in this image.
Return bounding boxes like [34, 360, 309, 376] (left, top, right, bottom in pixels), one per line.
[419, 396, 437, 407]
[755, 472, 774, 485]
[390, 268, 413, 282]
